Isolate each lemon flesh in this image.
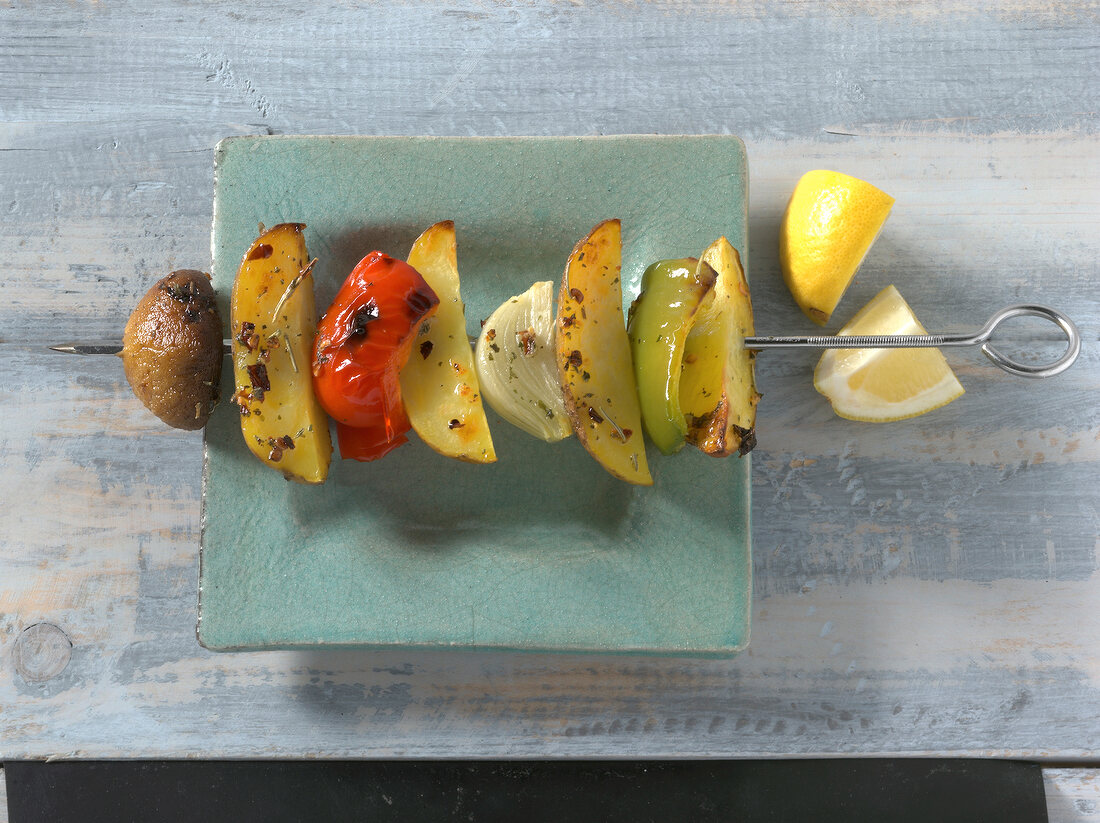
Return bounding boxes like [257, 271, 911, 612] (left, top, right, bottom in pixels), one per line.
[780, 170, 894, 325]
[814, 285, 964, 422]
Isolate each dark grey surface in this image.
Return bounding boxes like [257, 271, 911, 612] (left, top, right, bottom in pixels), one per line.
[2, 760, 1049, 823]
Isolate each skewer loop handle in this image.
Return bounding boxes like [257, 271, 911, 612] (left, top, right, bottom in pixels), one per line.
[974, 305, 1080, 378]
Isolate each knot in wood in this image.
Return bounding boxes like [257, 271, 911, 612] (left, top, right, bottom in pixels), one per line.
[13, 622, 72, 683]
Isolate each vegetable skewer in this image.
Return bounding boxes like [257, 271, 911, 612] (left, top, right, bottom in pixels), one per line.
[46, 219, 1081, 489]
[50, 304, 1080, 378]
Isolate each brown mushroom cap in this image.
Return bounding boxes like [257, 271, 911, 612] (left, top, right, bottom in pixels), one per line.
[121, 269, 223, 430]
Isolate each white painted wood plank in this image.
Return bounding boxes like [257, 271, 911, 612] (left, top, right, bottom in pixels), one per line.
[1, 0, 1098, 761]
[0, 767, 6, 823]
[1, 1, 1094, 138]
[1, 137, 1096, 757]
[1046, 769, 1100, 823]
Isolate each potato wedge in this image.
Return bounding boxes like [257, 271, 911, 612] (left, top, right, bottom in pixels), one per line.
[555, 219, 651, 485]
[398, 222, 496, 463]
[231, 223, 333, 483]
[680, 237, 759, 456]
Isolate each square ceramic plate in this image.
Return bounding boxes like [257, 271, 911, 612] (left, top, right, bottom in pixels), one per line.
[199, 135, 750, 656]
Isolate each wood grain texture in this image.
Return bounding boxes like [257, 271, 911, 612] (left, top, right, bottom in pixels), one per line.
[1, 0, 1098, 760]
[1046, 769, 1100, 823]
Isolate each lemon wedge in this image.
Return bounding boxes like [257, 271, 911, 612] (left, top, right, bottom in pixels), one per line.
[814, 285, 964, 422]
[780, 170, 894, 325]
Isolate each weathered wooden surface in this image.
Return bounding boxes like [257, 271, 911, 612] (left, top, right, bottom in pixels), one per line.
[1047, 769, 1100, 823]
[1, 0, 1098, 762]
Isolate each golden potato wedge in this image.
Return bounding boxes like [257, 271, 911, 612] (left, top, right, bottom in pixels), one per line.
[398, 221, 496, 463]
[231, 223, 333, 483]
[680, 237, 759, 456]
[555, 219, 651, 485]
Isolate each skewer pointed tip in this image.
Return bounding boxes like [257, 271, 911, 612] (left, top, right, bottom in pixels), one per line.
[48, 343, 124, 356]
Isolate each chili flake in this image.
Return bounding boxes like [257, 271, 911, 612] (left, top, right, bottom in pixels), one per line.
[247, 363, 271, 392]
[247, 243, 274, 261]
[237, 321, 257, 350]
[517, 328, 537, 357]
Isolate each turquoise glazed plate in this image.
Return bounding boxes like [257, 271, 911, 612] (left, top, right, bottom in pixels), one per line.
[199, 135, 751, 656]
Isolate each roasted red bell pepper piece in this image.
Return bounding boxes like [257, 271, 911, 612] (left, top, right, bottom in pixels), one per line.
[312, 251, 439, 461]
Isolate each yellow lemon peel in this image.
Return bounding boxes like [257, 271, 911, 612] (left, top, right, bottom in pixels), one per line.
[780, 170, 894, 325]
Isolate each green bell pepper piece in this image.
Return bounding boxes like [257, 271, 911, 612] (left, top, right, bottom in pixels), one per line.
[627, 258, 716, 455]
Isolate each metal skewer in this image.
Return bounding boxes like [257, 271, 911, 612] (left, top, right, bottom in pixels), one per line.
[49, 304, 1081, 379]
[49, 343, 127, 356]
[744, 304, 1080, 378]
[49, 342, 233, 357]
